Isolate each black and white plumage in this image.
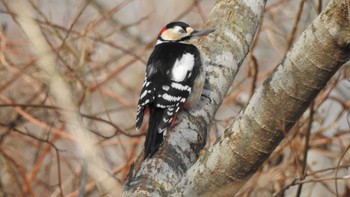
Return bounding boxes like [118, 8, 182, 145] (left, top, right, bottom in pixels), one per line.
[136, 22, 214, 158]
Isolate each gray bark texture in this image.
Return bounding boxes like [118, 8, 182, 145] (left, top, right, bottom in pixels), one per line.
[123, 0, 350, 196]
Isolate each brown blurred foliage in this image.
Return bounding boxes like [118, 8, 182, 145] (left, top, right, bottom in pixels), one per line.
[0, 0, 349, 196]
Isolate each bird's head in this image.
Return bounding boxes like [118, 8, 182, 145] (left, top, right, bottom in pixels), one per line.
[156, 21, 214, 44]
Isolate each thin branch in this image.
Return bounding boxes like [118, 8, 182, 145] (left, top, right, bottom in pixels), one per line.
[335, 143, 350, 196]
[296, 102, 315, 197]
[286, 0, 306, 50]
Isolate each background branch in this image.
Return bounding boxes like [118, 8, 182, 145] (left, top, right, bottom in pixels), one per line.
[8, 1, 121, 195]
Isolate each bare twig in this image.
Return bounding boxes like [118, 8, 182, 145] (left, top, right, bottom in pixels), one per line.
[296, 102, 314, 197]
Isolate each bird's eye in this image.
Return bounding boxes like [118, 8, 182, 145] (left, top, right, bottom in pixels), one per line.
[179, 29, 186, 34]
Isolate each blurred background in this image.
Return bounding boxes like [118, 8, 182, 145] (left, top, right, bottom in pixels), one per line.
[0, 0, 349, 196]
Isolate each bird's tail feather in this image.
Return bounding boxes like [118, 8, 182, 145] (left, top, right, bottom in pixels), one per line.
[144, 107, 164, 158]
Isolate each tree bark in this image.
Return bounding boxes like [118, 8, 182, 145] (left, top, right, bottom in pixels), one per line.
[173, 0, 350, 196]
[123, 0, 266, 196]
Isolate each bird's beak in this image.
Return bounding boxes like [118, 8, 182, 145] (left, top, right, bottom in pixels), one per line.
[190, 28, 215, 37]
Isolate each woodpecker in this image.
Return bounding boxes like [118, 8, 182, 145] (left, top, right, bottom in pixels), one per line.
[136, 21, 214, 158]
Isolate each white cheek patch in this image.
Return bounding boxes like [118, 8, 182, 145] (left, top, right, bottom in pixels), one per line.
[161, 29, 178, 41]
[171, 53, 195, 82]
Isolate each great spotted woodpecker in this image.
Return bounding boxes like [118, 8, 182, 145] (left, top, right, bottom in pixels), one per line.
[136, 21, 214, 158]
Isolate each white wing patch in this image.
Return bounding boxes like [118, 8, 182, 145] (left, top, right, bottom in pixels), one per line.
[140, 90, 148, 99]
[162, 93, 182, 102]
[171, 82, 191, 91]
[171, 53, 195, 82]
[162, 85, 170, 91]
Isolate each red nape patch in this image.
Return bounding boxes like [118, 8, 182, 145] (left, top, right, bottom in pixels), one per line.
[157, 26, 166, 38]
